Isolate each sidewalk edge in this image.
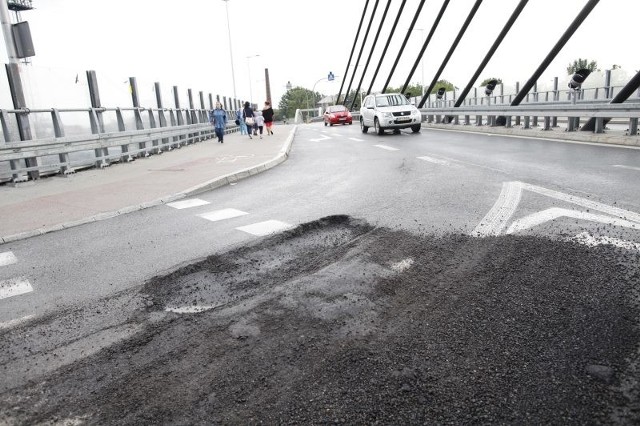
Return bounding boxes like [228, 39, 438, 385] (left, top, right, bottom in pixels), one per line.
[1, 126, 297, 244]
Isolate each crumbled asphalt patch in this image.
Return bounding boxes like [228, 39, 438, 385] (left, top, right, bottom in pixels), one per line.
[1, 215, 639, 424]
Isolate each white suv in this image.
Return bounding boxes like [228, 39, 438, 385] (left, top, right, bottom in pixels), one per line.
[359, 93, 423, 135]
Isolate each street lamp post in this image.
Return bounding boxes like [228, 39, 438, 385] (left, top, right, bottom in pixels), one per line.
[246, 54, 260, 106]
[222, 0, 237, 99]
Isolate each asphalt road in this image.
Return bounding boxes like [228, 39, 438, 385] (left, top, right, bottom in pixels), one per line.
[1, 124, 640, 424]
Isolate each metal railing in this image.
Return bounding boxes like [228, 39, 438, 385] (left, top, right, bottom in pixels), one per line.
[418, 102, 640, 135]
[0, 106, 238, 183]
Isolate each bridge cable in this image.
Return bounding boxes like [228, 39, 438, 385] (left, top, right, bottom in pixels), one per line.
[418, 0, 483, 108]
[336, 0, 370, 105]
[350, 0, 393, 111]
[365, 0, 407, 96]
[381, 0, 426, 94]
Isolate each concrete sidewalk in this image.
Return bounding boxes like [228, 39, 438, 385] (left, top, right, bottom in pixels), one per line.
[0, 125, 297, 244]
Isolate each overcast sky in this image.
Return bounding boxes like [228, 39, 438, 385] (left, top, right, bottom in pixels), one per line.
[2, 0, 639, 109]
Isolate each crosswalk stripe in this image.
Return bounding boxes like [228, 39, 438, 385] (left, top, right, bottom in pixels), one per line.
[0, 251, 18, 267]
[167, 198, 210, 209]
[0, 277, 33, 300]
[198, 208, 248, 222]
[236, 220, 294, 236]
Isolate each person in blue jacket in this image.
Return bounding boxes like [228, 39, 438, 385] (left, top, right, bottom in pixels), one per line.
[209, 101, 228, 143]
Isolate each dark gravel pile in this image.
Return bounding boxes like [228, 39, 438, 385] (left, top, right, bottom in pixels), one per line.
[1, 215, 639, 424]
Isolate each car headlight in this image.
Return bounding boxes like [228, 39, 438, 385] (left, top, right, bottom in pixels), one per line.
[412, 108, 421, 116]
[381, 112, 393, 118]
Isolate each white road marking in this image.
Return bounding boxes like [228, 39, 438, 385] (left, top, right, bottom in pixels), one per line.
[572, 232, 640, 252]
[310, 135, 331, 142]
[471, 182, 523, 237]
[165, 305, 217, 314]
[521, 182, 640, 223]
[390, 258, 414, 272]
[417, 156, 450, 166]
[236, 220, 294, 236]
[506, 208, 640, 234]
[198, 208, 248, 222]
[613, 164, 640, 172]
[349, 137, 365, 142]
[167, 198, 210, 209]
[0, 315, 34, 330]
[374, 144, 399, 151]
[0, 251, 18, 267]
[0, 277, 33, 300]
[473, 181, 640, 237]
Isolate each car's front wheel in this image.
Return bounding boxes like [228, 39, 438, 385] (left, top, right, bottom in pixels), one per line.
[411, 124, 421, 133]
[360, 119, 368, 133]
[375, 118, 384, 135]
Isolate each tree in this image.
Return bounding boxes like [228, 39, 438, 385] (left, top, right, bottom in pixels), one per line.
[566, 58, 598, 75]
[277, 86, 322, 119]
[480, 78, 502, 87]
[385, 83, 424, 98]
[432, 79, 455, 94]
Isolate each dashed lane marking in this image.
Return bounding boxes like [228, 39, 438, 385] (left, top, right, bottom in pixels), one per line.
[236, 220, 295, 236]
[349, 137, 365, 142]
[167, 198, 210, 209]
[613, 164, 640, 172]
[198, 208, 248, 222]
[417, 156, 451, 166]
[0, 277, 33, 300]
[165, 305, 217, 314]
[374, 144, 399, 151]
[0, 251, 18, 267]
[0, 315, 34, 330]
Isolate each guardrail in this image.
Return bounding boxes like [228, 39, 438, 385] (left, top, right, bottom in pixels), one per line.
[417, 103, 640, 135]
[0, 106, 238, 183]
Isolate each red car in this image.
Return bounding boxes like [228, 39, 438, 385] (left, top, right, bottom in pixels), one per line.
[323, 105, 353, 126]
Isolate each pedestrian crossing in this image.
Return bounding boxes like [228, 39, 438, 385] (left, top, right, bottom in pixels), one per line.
[168, 200, 294, 236]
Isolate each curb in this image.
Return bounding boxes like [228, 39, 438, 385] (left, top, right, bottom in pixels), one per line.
[1, 126, 297, 244]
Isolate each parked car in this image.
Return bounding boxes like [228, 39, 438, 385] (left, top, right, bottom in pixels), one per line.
[359, 93, 422, 134]
[323, 105, 353, 126]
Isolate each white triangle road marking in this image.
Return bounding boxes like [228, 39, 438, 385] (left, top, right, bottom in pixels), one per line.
[506, 208, 640, 234]
[472, 181, 640, 237]
[572, 232, 640, 252]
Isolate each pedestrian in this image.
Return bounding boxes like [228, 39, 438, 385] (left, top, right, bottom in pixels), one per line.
[209, 101, 227, 143]
[262, 101, 274, 135]
[243, 101, 255, 140]
[236, 107, 248, 135]
[254, 111, 265, 139]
